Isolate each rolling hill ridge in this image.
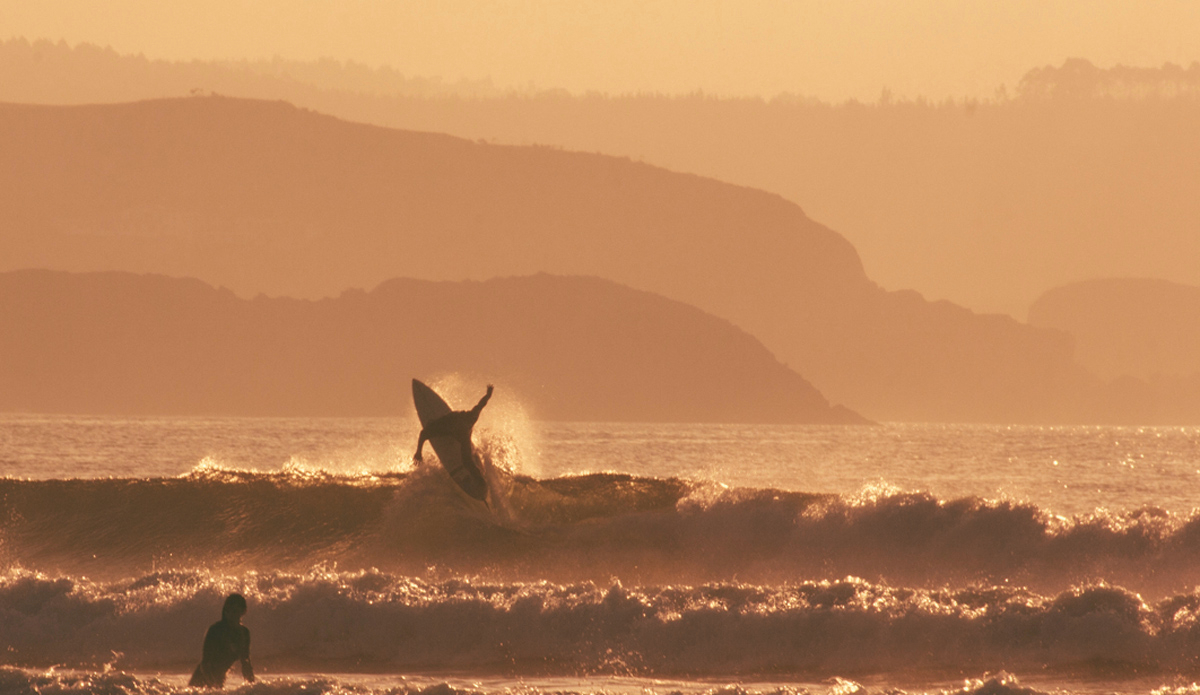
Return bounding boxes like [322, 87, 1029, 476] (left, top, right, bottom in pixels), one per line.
[0, 269, 862, 423]
[1, 97, 1085, 421]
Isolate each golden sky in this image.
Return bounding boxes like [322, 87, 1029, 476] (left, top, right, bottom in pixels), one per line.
[6, 0, 1199, 101]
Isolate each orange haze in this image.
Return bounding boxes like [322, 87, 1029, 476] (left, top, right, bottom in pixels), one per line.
[6, 1, 1200, 101]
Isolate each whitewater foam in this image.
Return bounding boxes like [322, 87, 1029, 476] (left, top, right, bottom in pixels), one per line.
[4, 667, 1130, 695]
[3, 568, 1200, 680]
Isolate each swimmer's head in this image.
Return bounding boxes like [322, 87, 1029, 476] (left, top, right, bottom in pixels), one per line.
[222, 593, 248, 620]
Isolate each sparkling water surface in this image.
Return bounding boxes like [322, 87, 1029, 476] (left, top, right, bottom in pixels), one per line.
[2, 414, 1199, 516]
[11, 669, 1198, 695]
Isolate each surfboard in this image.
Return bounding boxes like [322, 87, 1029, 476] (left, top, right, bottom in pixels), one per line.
[411, 379, 489, 502]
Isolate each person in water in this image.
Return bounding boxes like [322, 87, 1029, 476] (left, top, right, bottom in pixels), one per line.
[189, 593, 255, 688]
[413, 384, 493, 467]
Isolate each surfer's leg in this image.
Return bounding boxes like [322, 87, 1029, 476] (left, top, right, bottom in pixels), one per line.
[189, 662, 223, 688]
[458, 436, 482, 475]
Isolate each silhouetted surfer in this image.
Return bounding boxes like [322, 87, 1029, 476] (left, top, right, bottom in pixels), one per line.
[413, 384, 493, 468]
[189, 593, 255, 688]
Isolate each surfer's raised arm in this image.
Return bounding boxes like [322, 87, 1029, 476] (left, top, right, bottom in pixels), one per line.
[472, 385, 494, 415]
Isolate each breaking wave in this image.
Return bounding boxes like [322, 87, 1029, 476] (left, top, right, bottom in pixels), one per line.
[4, 568, 1200, 678]
[3, 464, 1200, 594]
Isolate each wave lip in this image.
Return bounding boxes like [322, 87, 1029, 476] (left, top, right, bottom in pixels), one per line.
[4, 569, 1200, 678]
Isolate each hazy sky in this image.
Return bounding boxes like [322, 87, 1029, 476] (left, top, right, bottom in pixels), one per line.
[6, 0, 1200, 101]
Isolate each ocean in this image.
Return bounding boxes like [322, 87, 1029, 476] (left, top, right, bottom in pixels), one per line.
[3, 411, 1200, 695]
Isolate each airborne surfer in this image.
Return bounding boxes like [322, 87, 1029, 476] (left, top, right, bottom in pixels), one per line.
[413, 384, 494, 470]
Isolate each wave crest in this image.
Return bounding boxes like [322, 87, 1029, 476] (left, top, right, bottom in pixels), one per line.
[3, 472, 1200, 593]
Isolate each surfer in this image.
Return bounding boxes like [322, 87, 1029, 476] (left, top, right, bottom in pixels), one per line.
[413, 384, 493, 467]
[188, 593, 256, 688]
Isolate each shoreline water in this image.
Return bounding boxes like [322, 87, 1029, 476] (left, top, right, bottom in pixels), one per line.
[4, 667, 1199, 695]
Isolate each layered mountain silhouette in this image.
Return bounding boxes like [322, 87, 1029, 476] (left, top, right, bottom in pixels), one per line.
[0, 97, 1092, 422]
[0, 270, 862, 422]
[1027, 278, 1200, 424]
[7, 40, 1199, 320]
[1031, 278, 1200, 381]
